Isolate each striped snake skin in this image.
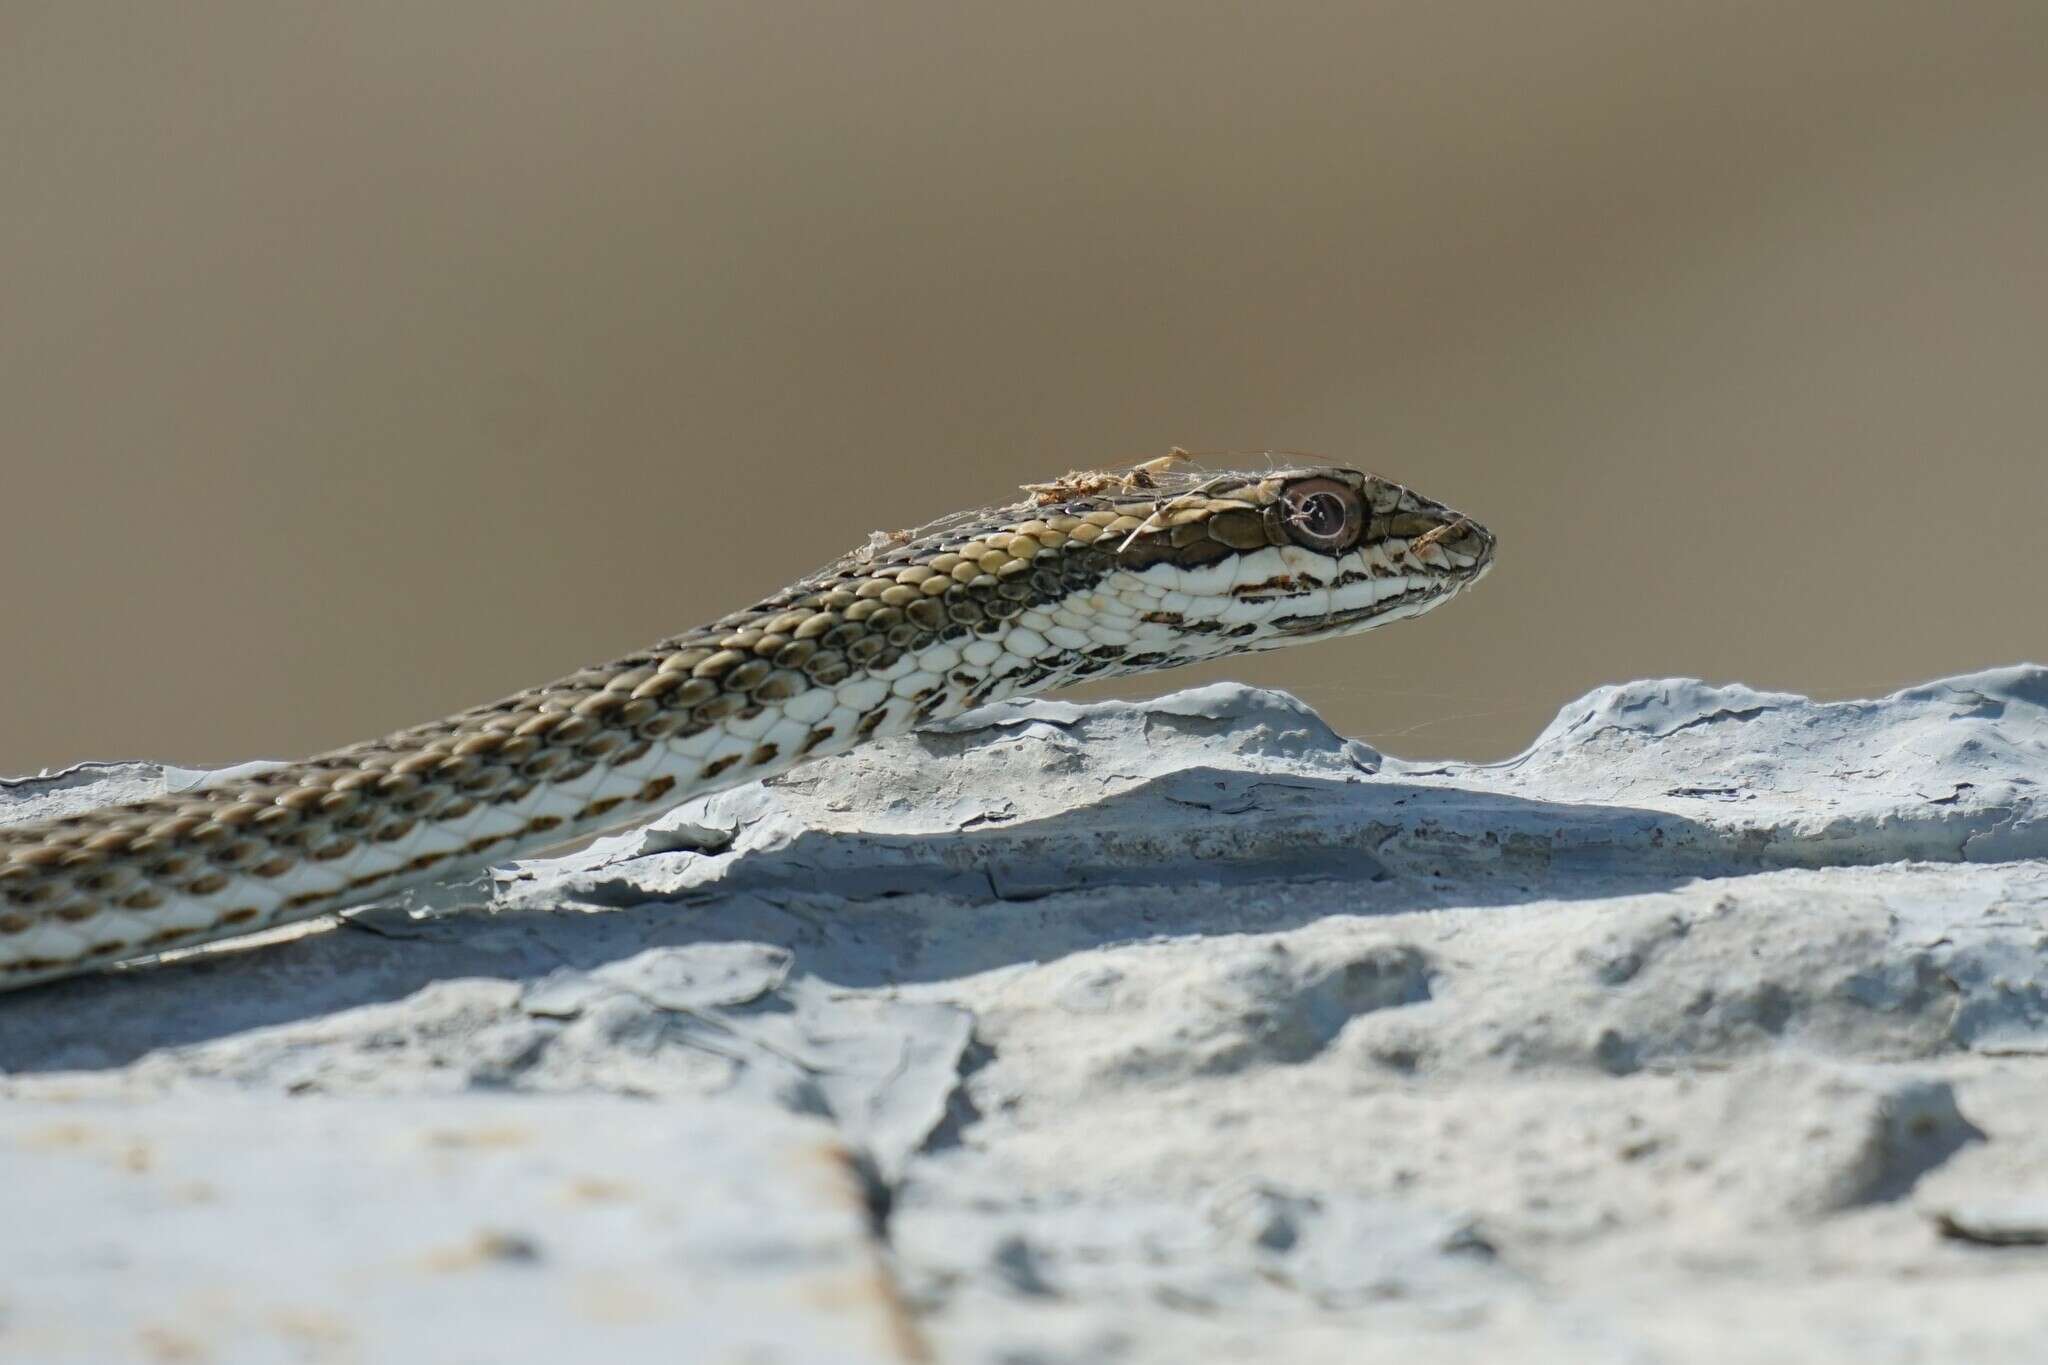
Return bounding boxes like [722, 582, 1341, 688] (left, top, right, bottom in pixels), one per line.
[0, 457, 1493, 992]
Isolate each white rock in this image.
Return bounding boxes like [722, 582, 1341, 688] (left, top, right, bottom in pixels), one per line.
[5, 667, 2048, 1363]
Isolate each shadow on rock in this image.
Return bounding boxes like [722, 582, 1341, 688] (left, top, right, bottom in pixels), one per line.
[2, 771, 1746, 1072]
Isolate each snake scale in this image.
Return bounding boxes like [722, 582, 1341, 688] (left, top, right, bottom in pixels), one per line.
[0, 457, 1493, 993]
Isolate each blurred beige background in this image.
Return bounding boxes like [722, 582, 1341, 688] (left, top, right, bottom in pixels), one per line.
[3, 1, 2044, 774]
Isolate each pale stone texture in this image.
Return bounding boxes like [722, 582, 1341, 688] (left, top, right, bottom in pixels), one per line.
[5, 668, 2047, 1363]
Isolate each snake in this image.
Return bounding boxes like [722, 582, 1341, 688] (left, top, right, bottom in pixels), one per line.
[0, 456, 1493, 993]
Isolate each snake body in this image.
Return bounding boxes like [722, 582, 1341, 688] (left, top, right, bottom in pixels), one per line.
[0, 459, 1493, 992]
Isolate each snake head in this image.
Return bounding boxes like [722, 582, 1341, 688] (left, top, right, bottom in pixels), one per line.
[1027, 462, 1495, 668]
[760, 458, 1492, 710]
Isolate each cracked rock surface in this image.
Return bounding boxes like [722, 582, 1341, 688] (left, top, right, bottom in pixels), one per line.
[4, 667, 2048, 1362]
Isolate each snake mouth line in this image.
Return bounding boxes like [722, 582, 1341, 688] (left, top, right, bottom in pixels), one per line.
[1267, 580, 1460, 635]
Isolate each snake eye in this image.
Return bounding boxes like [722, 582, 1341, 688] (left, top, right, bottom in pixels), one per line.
[1280, 478, 1364, 552]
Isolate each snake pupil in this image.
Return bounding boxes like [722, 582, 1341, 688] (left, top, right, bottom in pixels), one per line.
[1298, 493, 1344, 538]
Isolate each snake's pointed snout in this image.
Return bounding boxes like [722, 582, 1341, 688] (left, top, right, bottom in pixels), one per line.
[1413, 510, 1495, 580]
[1451, 517, 1496, 577]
